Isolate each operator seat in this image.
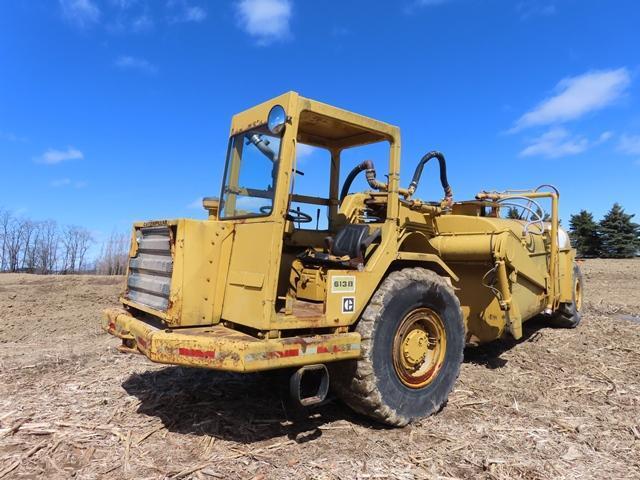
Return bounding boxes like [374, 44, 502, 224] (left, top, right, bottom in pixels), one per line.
[301, 224, 381, 268]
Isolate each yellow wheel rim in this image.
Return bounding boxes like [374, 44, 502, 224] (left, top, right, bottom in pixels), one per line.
[575, 277, 583, 312]
[392, 307, 447, 389]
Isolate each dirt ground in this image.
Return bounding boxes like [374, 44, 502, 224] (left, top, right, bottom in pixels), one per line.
[0, 259, 639, 480]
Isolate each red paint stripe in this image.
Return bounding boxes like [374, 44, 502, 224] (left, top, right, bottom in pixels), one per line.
[317, 345, 329, 354]
[266, 348, 300, 360]
[178, 347, 216, 360]
[136, 336, 148, 349]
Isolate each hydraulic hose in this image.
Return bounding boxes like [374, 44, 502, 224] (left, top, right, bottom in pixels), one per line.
[407, 151, 453, 201]
[364, 162, 387, 191]
[339, 160, 387, 203]
[247, 133, 276, 162]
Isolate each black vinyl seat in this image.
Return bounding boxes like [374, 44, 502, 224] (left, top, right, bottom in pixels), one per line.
[328, 225, 373, 258]
[300, 224, 381, 268]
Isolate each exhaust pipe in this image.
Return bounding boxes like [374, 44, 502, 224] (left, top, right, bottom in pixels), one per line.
[289, 364, 329, 407]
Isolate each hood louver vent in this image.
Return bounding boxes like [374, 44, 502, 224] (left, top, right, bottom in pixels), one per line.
[125, 226, 173, 311]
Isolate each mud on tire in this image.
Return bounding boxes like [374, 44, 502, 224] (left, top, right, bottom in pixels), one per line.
[331, 268, 465, 427]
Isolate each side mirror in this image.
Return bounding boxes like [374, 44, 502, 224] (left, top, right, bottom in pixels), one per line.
[267, 104, 287, 135]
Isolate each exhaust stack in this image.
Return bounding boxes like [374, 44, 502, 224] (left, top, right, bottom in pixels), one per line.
[289, 364, 329, 407]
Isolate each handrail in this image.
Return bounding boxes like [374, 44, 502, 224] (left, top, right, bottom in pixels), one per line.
[476, 191, 559, 311]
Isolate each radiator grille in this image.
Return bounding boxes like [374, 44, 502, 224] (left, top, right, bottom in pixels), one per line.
[125, 226, 173, 311]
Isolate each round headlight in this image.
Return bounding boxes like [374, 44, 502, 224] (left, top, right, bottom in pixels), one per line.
[267, 104, 287, 135]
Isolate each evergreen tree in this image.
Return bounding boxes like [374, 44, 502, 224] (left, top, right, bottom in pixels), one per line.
[569, 210, 601, 257]
[520, 206, 553, 222]
[598, 203, 640, 258]
[506, 206, 521, 219]
[534, 206, 552, 222]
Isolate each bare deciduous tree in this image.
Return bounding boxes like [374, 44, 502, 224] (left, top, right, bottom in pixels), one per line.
[0, 206, 121, 276]
[5, 216, 26, 272]
[36, 220, 60, 274]
[77, 228, 92, 272]
[0, 208, 10, 271]
[60, 225, 93, 273]
[21, 220, 40, 272]
[95, 231, 129, 275]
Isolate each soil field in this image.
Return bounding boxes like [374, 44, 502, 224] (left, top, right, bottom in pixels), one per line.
[0, 259, 639, 479]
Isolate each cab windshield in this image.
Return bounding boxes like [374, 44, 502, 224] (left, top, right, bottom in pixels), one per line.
[219, 126, 282, 219]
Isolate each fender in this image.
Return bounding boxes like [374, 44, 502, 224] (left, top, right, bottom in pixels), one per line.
[393, 252, 459, 282]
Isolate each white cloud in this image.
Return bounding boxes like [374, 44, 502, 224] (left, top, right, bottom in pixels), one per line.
[169, 6, 207, 24]
[51, 178, 72, 187]
[519, 128, 588, 158]
[295, 143, 318, 165]
[511, 68, 631, 132]
[236, 196, 267, 210]
[181, 6, 207, 22]
[167, 1, 207, 24]
[61, 0, 205, 32]
[296, 144, 316, 157]
[236, 0, 291, 45]
[519, 127, 612, 159]
[51, 178, 89, 188]
[0, 131, 27, 142]
[618, 134, 640, 155]
[599, 131, 613, 142]
[114, 55, 158, 74]
[131, 14, 154, 31]
[415, 0, 450, 5]
[107, 12, 155, 34]
[188, 197, 203, 209]
[104, 0, 155, 33]
[110, 0, 138, 9]
[404, 0, 450, 13]
[59, 0, 101, 28]
[516, 1, 556, 20]
[36, 147, 84, 165]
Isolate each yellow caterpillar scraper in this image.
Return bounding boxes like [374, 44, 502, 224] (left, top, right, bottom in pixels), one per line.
[103, 92, 582, 426]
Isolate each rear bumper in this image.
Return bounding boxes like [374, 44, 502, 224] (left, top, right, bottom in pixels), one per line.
[102, 308, 361, 372]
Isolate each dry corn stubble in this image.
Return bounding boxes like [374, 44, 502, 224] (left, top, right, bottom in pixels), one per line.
[0, 259, 639, 479]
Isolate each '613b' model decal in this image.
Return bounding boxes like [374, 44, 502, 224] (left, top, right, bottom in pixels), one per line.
[331, 275, 356, 293]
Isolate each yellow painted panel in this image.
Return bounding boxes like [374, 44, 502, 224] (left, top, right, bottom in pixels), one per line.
[222, 221, 283, 329]
[167, 219, 233, 327]
[228, 270, 265, 289]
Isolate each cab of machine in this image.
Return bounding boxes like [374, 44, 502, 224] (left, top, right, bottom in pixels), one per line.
[214, 91, 403, 332]
[220, 91, 402, 225]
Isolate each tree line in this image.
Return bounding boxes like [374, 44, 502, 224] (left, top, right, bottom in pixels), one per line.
[569, 203, 640, 258]
[1, 201, 637, 276]
[500, 203, 638, 259]
[0, 207, 129, 275]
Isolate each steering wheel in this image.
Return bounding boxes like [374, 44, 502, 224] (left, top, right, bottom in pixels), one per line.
[259, 206, 312, 223]
[286, 209, 312, 224]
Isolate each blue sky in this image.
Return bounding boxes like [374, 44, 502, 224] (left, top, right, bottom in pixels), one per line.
[1, 0, 640, 247]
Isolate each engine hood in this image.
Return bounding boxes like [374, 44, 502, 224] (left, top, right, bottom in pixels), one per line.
[122, 218, 234, 327]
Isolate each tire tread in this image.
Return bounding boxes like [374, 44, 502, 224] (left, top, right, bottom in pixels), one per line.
[332, 268, 463, 426]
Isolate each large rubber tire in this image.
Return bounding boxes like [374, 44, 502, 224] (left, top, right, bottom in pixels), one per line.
[331, 268, 465, 427]
[548, 263, 583, 328]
